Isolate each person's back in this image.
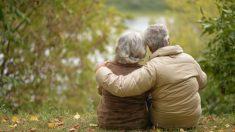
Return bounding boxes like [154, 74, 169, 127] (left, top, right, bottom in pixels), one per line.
[149, 46, 202, 128]
[97, 61, 149, 130]
[96, 31, 149, 130]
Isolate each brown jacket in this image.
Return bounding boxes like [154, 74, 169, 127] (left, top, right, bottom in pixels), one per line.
[97, 62, 149, 130]
[96, 45, 207, 128]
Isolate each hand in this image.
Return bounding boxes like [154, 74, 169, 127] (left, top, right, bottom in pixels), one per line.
[95, 61, 107, 72]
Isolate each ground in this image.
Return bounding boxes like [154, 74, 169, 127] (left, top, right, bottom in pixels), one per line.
[0, 111, 234, 132]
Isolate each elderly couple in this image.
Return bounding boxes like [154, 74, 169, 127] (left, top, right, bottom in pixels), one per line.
[95, 24, 207, 131]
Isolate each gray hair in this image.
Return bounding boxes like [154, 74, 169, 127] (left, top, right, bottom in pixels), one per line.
[114, 31, 146, 64]
[144, 24, 169, 52]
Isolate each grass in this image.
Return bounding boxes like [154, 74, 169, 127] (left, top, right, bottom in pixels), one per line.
[0, 110, 234, 132]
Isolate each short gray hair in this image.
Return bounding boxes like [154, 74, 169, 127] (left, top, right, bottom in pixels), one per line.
[144, 24, 169, 52]
[114, 31, 146, 64]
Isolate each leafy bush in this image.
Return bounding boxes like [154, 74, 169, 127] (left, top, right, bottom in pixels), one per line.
[0, 0, 124, 113]
[199, 0, 235, 114]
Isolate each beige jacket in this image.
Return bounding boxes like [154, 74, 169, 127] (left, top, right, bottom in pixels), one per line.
[96, 45, 207, 128]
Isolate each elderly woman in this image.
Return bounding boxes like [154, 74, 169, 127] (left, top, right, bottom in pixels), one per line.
[96, 24, 207, 130]
[96, 31, 149, 130]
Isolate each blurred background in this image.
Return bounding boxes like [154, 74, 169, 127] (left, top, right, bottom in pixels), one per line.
[0, 0, 234, 114]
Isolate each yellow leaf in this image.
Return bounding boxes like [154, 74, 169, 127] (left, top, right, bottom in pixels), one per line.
[73, 113, 80, 120]
[29, 115, 39, 122]
[48, 122, 56, 129]
[9, 124, 17, 128]
[11, 116, 20, 123]
[156, 128, 161, 132]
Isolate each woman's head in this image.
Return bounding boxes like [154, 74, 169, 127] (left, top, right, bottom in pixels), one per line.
[114, 31, 146, 64]
[144, 24, 169, 53]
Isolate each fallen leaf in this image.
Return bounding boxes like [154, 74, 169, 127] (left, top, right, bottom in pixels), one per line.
[74, 113, 80, 120]
[11, 116, 20, 123]
[69, 128, 76, 132]
[225, 124, 230, 128]
[29, 115, 39, 122]
[48, 122, 56, 129]
[218, 129, 225, 132]
[232, 128, 235, 132]
[9, 124, 17, 128]
[180, 128, 185, 132]
[48, 118, 64, 129]
[73, 124, 80, 129]
[1, 118, 7, 123]
[29, 128, 37, 132]
[89, 123, 98, 127]
[56, 121, 64, 127]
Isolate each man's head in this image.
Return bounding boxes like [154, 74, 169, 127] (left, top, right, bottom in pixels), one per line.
[114, 31, 146, 64]
[144, 24, 170, 53]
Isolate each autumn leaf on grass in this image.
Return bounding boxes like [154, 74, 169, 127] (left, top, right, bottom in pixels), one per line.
[48, 122, 56, 129]
[11, 116, 20, 123]
[29, 128, 37, 132]
[9, 124, 17, 128]
[73, 113, 80, 120]
[1, 117, 7, 123]
[225, 124, 230, 128]
[69, 124, 80, 132]
[29, 115, 39, 122]
[48, 118, 64, 129]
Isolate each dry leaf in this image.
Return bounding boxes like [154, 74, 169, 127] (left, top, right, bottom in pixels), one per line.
[73, 124, 80, 129]
[1, 118, 7, 123]
[9, 124, 17, 128]
[29, 128, 37, 132]
[232, 128, 235, 132]
[180, 128, 185, 132]
[29, 115, 39, 122]
[218, 129, 225, 132]
[48, 122, 56, 129]
[56, 121, 64, 127]
[74, 113, 80, 119]
[89, 123, 98, 127]
[69, 128, 76, 132]
[11, 116, 20, 123]
[225, 124, 230, 128]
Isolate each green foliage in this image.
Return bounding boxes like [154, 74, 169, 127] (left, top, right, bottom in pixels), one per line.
[0, 0, 124, 113]
[199, 0, 235, 113]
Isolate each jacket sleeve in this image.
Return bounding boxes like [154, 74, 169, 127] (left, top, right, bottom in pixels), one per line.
[96, 61, 157, 97]
[194, 61, 207, 90]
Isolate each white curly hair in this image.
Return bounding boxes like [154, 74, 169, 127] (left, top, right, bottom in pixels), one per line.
[114, 31, 146, 64]
[144, 24, 169, 52]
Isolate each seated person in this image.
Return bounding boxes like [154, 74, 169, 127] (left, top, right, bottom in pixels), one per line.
[97, 31, 150, 130]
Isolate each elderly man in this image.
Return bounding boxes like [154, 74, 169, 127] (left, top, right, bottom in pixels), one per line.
[96, 24, 207, 130]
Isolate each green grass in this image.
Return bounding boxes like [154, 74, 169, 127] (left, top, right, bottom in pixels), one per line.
[0, 111, 234, 132]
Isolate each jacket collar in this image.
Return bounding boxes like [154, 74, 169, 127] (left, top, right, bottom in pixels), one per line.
[150, 45, 183, 59]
